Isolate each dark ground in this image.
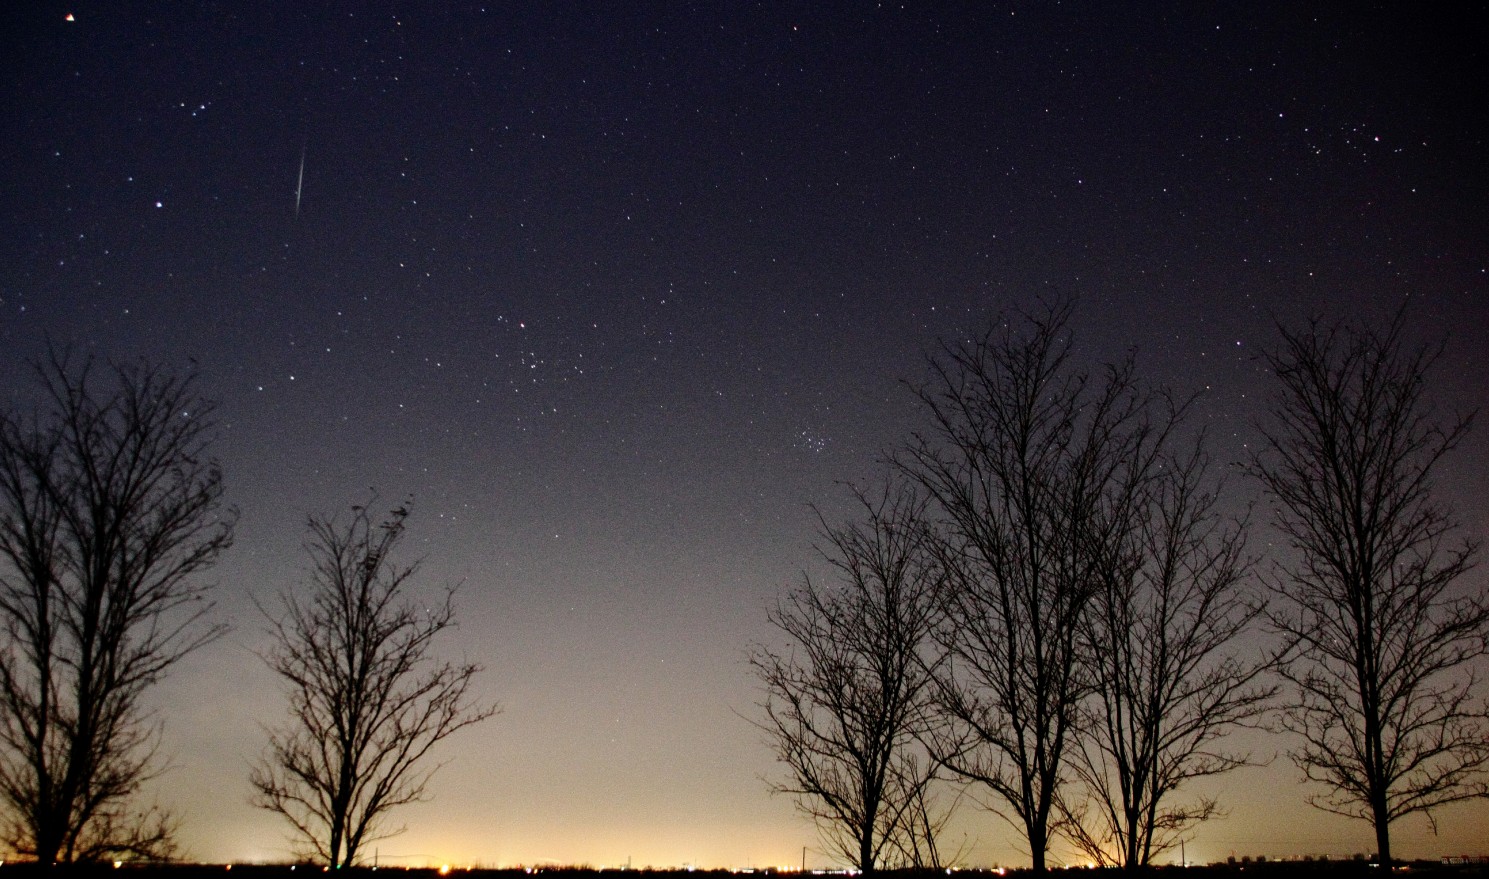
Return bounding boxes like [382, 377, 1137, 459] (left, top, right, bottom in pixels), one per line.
[2, 864, 1487, 879]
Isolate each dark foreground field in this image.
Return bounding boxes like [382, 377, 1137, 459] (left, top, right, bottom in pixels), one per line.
[1, 865, 1486, 879]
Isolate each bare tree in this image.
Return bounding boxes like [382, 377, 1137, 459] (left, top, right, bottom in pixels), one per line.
[751, 480, 947, 872]
[1062, 441, 1274, 868]
[251, 501, 497, 868]
[1254, 313, 1488, 864]
[880, 752, 969, 871]
[0, 354, 233, 864]
[899, 301, 1166, 872]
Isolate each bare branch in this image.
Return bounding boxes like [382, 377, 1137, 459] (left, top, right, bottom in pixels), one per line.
[1063, 437, 1275, 867]
[251, 500, 498, 867]
[750, 476, 948, 872]
[0, 352, 232, 864]
[898, 300, 1173, 872]
[1253, 310, 1488, 865]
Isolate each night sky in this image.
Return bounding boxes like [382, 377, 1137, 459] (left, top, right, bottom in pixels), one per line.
[3, 1, 1487, 869]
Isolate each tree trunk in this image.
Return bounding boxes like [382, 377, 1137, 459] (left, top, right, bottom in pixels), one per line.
[329, 808, 346, 867]
[34, 818, 63, 866]
[1029, 823, 1047, 873]
[1372, 799, 1392, 866]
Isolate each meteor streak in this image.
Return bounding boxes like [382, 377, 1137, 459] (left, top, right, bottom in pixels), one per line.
[295, 146, 305, 217]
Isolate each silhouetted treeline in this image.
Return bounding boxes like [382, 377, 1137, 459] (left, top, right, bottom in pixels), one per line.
[1, 862, 1486, 879]
[4, 303, 1486, 870]
[753, 301, 1488, 872]
[0, 356, 492, 867]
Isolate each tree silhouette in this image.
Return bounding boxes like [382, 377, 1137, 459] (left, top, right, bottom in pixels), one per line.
[900, 301, 1165, 872]
[1254, 312, 1488, 864]
[752, 480, 948, 872]
[0, 354, 233, 864]
[252, 501, 497, 868]
[1063, 441, 1274, 868]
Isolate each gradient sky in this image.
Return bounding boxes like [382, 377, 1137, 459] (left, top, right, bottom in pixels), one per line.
[2, 1, 1487, 869]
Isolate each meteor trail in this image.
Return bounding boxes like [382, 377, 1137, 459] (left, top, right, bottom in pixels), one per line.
[295, 146, 305, 217]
